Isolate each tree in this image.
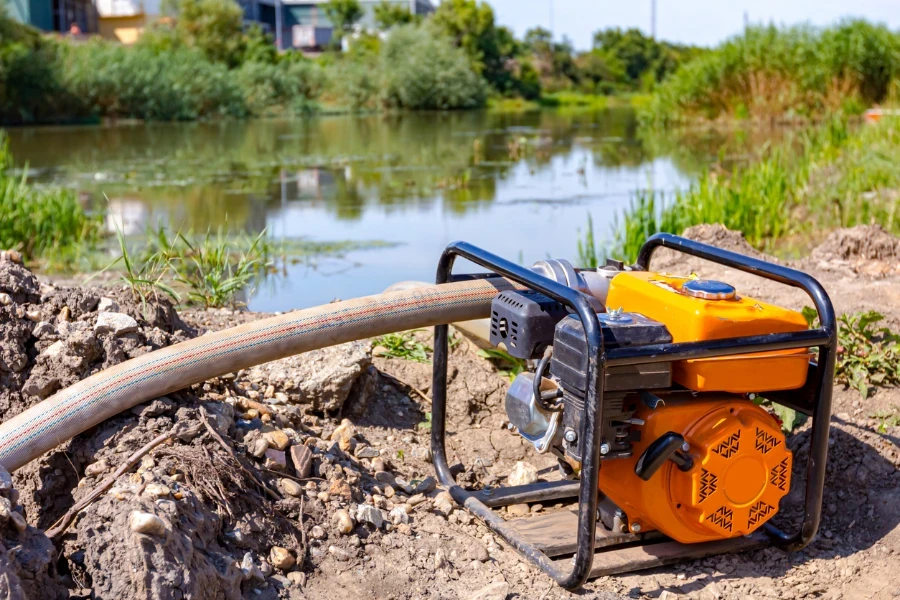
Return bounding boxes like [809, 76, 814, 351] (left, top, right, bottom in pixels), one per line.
[163, 0, 245, 67]
[322, 0, 363, 46]
[373, 0, 415, 30]
[430, 0, 524, 94]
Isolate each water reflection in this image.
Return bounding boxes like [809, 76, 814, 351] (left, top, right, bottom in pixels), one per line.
[6, 109, 733, 310]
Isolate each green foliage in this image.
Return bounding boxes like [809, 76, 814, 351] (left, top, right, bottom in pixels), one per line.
[577, 213, 600, 268]
[322, 0, 363, 44]
[834, 311, 900, 398]
[476, 348, 525, 381]
[169, 229, 271, 308]
[645, 20, 900, 124]
[374, 331, 432, 362]
[236, 59, 323, 116]
[327, 58, 379, 110]
[62, 39, 246, 120]
[374, 0, 416, 29]
[0, 135, 102, 260]
[381, 24, 486, 109]
[163, 0, 246, 67]
[871, 410, 900, 434]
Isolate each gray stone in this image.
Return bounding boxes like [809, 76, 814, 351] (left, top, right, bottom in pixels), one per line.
[356, 504, 384, 529]
[245, 341, 372, 413]
[414, 476, 437, 495]
[31, 321, 55, 338]
[354, 445, 380, 459]
[470, 580, 510, 600]
[97, 297, 120, 312]
[94, 312, 139, 336]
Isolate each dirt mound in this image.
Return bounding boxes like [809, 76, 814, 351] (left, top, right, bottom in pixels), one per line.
[812, 225, 900, 262]
[648, 224, 772, 271]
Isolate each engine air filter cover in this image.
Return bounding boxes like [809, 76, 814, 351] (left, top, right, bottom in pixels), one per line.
[671, 403, 792, 539]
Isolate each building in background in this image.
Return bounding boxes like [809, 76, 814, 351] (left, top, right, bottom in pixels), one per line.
[95, 0, 160, 44]
[242, 0, 433, 51]
[4, 0, 98, 33]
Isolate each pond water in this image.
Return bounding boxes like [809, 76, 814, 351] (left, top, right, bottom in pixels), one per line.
[6, 109, 724, 312]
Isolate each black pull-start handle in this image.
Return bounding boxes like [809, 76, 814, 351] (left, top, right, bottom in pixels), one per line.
[634, 432, 694, 480]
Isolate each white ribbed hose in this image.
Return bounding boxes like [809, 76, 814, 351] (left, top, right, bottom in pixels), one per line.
[0, 278, 519, 472]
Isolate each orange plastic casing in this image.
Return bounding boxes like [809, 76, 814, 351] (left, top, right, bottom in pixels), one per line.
[605, 271, 811, 393]
[599, 398, 792, 544]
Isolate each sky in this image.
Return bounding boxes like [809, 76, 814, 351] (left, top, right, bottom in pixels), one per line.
[485, 0, 900, 50]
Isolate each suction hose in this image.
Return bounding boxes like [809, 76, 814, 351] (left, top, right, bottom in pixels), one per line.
[0, 277, 521, 472]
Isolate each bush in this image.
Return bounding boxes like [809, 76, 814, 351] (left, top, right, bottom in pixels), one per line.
[62, 39, 246, 120]
[645, 20, 900, 124]
[381, 24, 486, 109]
[236, 59, 323, 115]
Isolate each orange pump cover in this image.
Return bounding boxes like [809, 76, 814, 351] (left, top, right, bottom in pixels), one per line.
[605, 271, 811, 393]
[599, 398, 792, 544]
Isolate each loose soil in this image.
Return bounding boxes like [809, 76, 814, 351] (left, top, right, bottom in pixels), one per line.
[0, 224, 898, 599]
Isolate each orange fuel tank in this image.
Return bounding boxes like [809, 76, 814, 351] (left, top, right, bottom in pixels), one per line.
[605, 271, 811, 393]
[599, 397, 792, 544]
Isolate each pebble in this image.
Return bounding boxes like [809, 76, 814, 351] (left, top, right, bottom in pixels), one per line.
[144, 483, 171, 498]
[289, 445, 313, 479]
[263, 430, 290, 451]
[0, 293, 11, 306]
[0, 249, 22, 264]
[248, 437, 269, 458]
[269, 546, 295, 571]
[286, 571, 306, 587]
[84, 459, 108, 477]
[372, 457, 386, 472]
[94, 312, 139, 336]
[310, 525, 326, 540]
[25, 309, 41, 322]
[281, 478, 303, 497]
[8, 510, 26, 533]
[264, 448, 287, 471]
[374, 471, 396, 486]
[470, 580, 510, 600]
[507, 461, 538, 486]
[97, 297, 120, 312]
[333, 509, 355, 534]
[273, 392, 290, 404]
[383, 485, 395, 499]
[130, 511, 166, 536]
[434, 548, 449, 570]
[389, 505, 409, 525]
[406, 493, 426, 507]
[330, 419, 357, 452]
[354, 444, 380, 459]
[58, 306, 71, 322]
[506, 503, 530, 517]
[433, 491, 454, 517]
[356, 503, 384, 529]
[467, 543, 490, 563]
[328, 545, 355, 561]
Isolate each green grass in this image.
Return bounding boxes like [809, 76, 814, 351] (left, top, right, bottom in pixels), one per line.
[0, 134, 102, 262]
[591, 115, 900, 263]
[373, 331, 432, 362]
[476, 348, 526, 381]
[643, 20, 900, 125]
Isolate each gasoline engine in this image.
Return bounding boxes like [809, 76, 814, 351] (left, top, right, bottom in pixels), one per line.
[491, 259, 808, 545]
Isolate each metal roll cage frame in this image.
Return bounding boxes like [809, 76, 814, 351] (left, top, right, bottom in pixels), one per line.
[429, 233, 836, 590]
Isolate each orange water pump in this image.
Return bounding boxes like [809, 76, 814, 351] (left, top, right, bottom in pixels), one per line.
[429, 234, 835, 589]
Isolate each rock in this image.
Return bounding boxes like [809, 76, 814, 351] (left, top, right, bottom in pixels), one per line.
[371, 457, 386, 472]
[41, 340, 65, 358]
[144, 483, 171, 498]
[263, 429, 290, 451]
[1, 249, 22, 264]
[330, 419, 356, 452]
[0, 292, 11, 306]
[310, 525, 326, 540]
[31, 321, 54, 338]
[58, 305, 71, 322]
[264, 448, 287, 471]
[374, 471, 396, 486]
[333, 509, 355, 535]
[356, 503, 384, 529]
[354, 444, 379, 459]
[97, 297, 120, 312]
[434, 491, 454, 516]
[328, 545, 355, 561]
[406, 493, 426, 507]
[241, 552, 264, 582]
[94, 312, 139, 336]
[248, 437, 269, 458]
[507, 461, 538, 486]
[471, 580, 510, 600]
[84, 459, 108, 477]
[506, 503, 530, 517]
[287, 571, 306, 587]
[269, 547, 295, 571]
[0, 467, 11, 492]
[0, 497, 11, 522]
[414, 476, 437, 495]
[434, 548, 449, 570]
[410, 445, 432, 461]
[246, 342, 372, 413]
[281, 479, 303, 497]
[389, 505, 409, 525]
[328, 478, 352, 500]
[659, 592, 680, 600]
[8, 510, 26, 532]
[130, 511, 166, 536]
[25, 309, 41, 322]
[290, 444, 313, 479]
[467, 544, 490, 563]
